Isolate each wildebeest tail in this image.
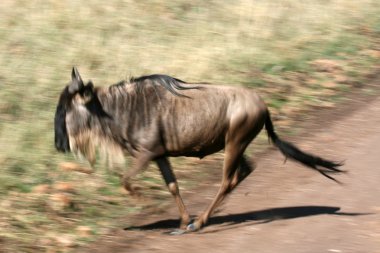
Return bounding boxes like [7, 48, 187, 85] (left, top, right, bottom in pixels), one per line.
[264, 110, 344, 183]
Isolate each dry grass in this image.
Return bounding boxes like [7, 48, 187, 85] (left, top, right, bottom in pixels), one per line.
[0, 0, 379, 251]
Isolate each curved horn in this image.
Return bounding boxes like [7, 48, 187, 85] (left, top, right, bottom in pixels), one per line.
[69, 66, 84, 94]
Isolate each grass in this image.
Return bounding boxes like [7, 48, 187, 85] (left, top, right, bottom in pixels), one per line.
[0, 0, 380, 251]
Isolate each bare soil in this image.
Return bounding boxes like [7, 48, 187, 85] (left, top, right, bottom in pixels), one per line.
[82, 84, 380, 253]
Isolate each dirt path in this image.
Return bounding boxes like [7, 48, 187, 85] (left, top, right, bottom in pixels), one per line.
[83, 94, 380, 253]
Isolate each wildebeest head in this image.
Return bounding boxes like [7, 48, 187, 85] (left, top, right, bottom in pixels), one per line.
[54, 67, 95, 153]
[55, 67, 124, 166]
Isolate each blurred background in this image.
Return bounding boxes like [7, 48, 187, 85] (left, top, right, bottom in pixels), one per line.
[0, 0, 379, 251]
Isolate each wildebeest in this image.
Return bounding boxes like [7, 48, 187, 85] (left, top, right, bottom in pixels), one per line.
[55, 67, 343, 233]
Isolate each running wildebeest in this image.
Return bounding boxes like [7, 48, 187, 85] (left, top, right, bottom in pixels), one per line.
[55, 67, 343, 233]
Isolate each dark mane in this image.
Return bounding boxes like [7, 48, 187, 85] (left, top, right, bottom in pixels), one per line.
[110, 80, 125, 88]
[130, 74, 199, 97]
[131, 74, 187, 84]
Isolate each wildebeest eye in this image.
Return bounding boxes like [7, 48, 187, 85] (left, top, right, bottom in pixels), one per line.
[80, 81, 94, 101]
[83, 89, 92, 98]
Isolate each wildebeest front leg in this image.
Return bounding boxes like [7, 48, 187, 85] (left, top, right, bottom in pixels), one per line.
[122, 153, 153, 196]
[156, 157, 191, 231]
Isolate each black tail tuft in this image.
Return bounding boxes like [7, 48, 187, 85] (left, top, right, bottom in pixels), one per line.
[265, 110, 344, 183]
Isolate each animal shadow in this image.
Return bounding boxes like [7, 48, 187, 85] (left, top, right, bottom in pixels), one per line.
[125, 205, 369, 233]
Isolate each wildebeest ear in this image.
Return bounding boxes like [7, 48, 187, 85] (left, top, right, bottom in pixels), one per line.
[69, 66, 84, 94]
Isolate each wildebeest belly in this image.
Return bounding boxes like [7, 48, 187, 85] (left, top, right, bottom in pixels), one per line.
[164, 131, 226, 158]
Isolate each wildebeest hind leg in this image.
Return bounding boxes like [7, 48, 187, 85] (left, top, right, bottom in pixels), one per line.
[187, 144, 251, 231]
[156, 157, 191, 230]
[229, 155, 254, 191]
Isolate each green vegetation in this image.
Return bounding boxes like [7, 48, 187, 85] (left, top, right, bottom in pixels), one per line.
[0, 0, 379, 251]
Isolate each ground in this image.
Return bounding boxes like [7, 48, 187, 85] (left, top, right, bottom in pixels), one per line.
[81, 89, 380, 253]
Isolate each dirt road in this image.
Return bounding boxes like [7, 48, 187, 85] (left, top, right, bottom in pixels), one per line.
[84, 94, 380, 253]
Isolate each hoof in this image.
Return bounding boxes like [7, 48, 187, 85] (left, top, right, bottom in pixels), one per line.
[186, 223, 200, 232]
[167, 229, 187, 235]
